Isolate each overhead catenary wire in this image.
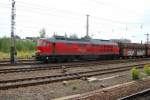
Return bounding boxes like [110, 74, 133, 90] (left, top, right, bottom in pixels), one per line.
[15, 5, 84, 22]
[87, 0, 141, 17]
[16, 1, 84, 16]
[0, 2, 84, 23]
[14, 3, 143, 32]
[0, 1, 144, 25]
[91, 16, 143, 25]
[13, 1, 144, 25]
[0, 1, 148, 40]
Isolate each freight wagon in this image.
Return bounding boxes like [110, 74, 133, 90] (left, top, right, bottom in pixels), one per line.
[146, 44, 150, 57]
[118, 43, 146, 58]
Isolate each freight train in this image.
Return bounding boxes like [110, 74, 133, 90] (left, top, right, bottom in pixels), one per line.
[35, 36, 150, 63]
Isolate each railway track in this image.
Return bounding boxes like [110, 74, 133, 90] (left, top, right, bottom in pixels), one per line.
[0, 58, 150, 74]
[0, 59, 40, 66]
[0, 58, 35, 62]
[0, 57, 150, 67]
[0, 63, 146, 90]
[119, 88, 150, 100]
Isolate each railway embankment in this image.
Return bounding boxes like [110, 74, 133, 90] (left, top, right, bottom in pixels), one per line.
[55, 77, 150, 100]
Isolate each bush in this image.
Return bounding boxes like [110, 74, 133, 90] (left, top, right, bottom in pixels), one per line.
[131, 67, 140, 80]
[0, 37, 11, 53]
[144, 64, 150, 76]
[0, 37, 36, 59]
[0, 37, 36, 53]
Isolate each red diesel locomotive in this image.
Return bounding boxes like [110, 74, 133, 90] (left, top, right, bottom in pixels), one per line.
[36, 36, 119, 62]
[36, 36, 150, 62]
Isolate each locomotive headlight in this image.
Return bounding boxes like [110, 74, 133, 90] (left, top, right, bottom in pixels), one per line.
[36, 50, 41, 54]
[38, 50, 41, 52]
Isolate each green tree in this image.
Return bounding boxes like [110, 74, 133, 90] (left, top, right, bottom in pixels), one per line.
[0, 37, 11, 53]
[0, 37, 36, 53]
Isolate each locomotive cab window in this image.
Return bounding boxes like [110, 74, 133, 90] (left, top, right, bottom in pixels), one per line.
[37, 40, 43, 46]
[37, 40, 48, 46]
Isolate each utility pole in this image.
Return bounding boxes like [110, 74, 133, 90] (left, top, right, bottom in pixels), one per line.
[144, 33, 149, 44]
[10, 0, 16, 64]
[86, 14, 89, 37]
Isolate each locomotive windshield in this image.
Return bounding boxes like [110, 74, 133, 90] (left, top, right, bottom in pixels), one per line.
[37, 40, 42, 46]
[37, 40, 48, 46]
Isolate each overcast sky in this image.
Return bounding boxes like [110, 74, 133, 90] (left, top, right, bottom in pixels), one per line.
[0, 0, 150, 43]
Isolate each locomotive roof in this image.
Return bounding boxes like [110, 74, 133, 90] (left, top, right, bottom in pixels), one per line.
[43, 37, 118, 45]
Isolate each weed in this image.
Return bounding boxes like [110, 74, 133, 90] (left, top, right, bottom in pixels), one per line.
[131, 67, 140, 80]
[72, 86, 77, 90]
[144, 64, 150, 76]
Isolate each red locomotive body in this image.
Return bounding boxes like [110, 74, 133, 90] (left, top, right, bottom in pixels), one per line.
[36, 36, 119, 62]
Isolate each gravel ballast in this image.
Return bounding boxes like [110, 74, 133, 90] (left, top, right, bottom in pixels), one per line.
[0, 61, 150, 100]
[0, 60, 149, 81]
[0, 70, 148, 100]
[62, 78, 150, 100]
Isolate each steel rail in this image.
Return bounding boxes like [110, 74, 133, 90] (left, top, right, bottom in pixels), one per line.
[0, 58, 149, 74]
[0, 64, 145, 90]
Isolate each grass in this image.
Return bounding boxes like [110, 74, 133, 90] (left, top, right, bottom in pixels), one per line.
[0, 52, 10, 60]
[17, 51, 35, 58]
[0, 51, 35, 60]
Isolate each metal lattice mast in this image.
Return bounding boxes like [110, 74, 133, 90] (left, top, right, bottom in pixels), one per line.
[86, 14, 89, 37]
[145, 33, 149, 44]
[10, 0, 16, 64]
